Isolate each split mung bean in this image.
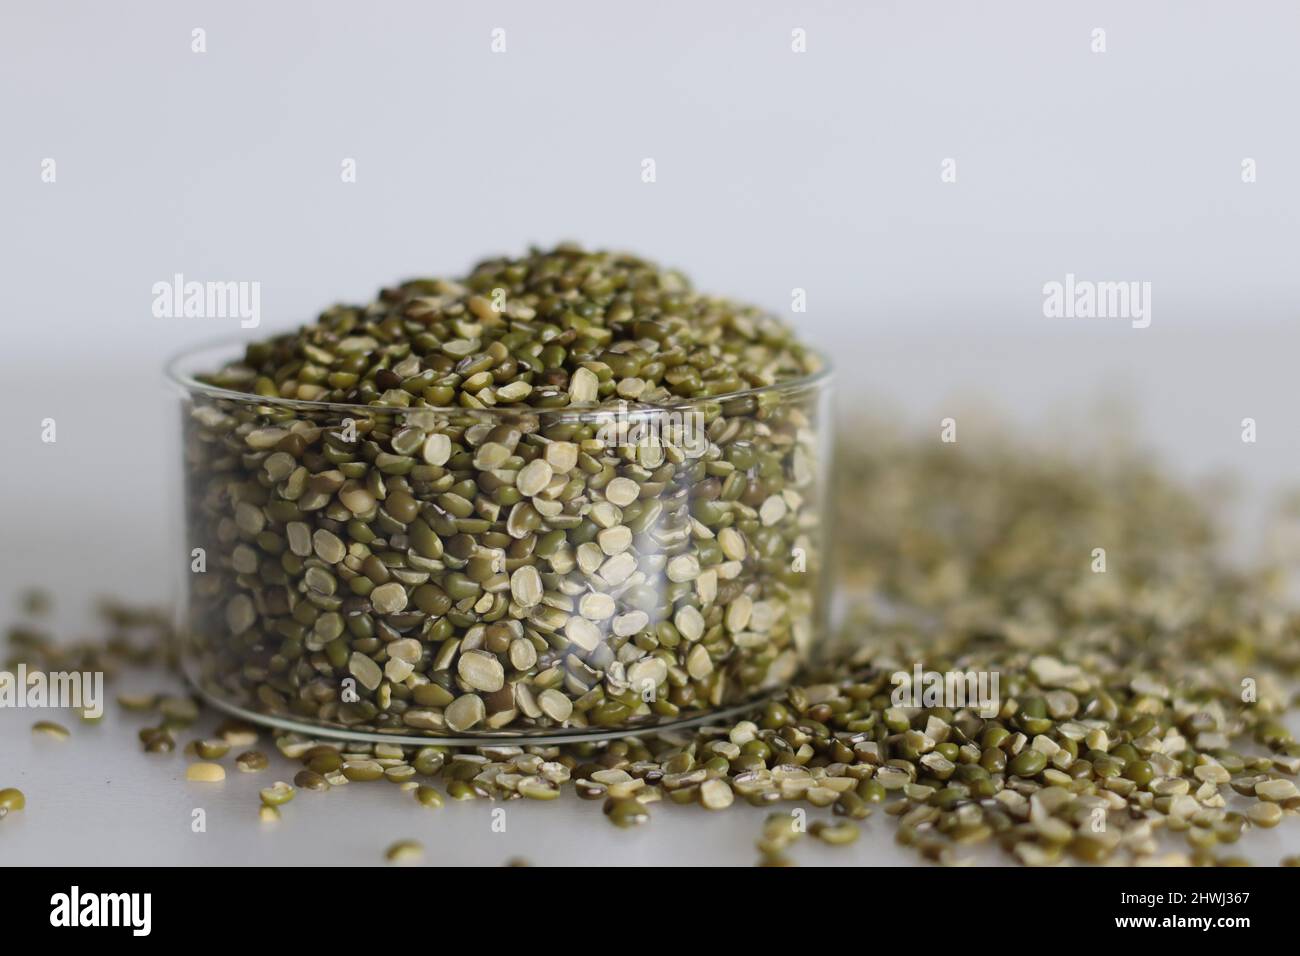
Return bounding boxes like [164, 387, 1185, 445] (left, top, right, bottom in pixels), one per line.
[32, 720, 70, 740]
[385, 839, 424, 863]
[180, 245, 829, 739]
[10, 409, 1300, 866]
[193, 738, 231, 760]
[259, 782, 295, 806]
[186, 762, 226, 782]
[236, 750, 268, 772]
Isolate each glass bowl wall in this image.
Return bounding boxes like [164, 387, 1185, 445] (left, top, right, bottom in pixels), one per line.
[169, 342, 832, 743]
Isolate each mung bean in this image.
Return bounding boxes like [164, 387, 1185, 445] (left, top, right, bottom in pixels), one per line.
[184, 246, 826, 738]
[186, 762, 226, 782]
[31, 720, 69, 740]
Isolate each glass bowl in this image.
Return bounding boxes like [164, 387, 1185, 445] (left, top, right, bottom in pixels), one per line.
[167, 341, 832, 744]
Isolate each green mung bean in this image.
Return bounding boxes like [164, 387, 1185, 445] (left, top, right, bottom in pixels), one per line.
[216, 721, 259, 747]
[341, 760, 384, 782]
[193, 738, 231, 760]
[294, 770, 330, 792]
[32, 720, 69, 740]
[1247, 803, 1283, 828]
[11, 407, 1300, 868]
[236, 750, 268, 772]
[158, 696, 199, 724]
[386, 839, 423, 863]
[811, 821, 860, 846]
[603, 797, 650, 828]
[259, 782, 295, 806]
[116, 693, 158, 712]
[415, 785, 444, 809]
[184, 246, 826, 739]
[186, 762, 226, 782]
[139, 727, 175, 753]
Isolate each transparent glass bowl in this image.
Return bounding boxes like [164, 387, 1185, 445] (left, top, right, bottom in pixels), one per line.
[168, 341, 832, 743]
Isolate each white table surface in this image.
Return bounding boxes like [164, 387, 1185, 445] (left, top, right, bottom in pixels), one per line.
[3, 330, 1298, 866]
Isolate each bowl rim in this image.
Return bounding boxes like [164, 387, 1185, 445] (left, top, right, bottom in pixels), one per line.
[164, 335, 833, 418]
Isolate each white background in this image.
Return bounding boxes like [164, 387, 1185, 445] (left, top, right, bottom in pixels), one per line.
[1, 1, 1297, 865]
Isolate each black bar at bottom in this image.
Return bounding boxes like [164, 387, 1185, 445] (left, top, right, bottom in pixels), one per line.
[8, 864, 1286, 938]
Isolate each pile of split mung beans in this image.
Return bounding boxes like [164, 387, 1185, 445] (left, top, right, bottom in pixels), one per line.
[181, 245, 828, 737]
[6, 422, 1300, 865]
